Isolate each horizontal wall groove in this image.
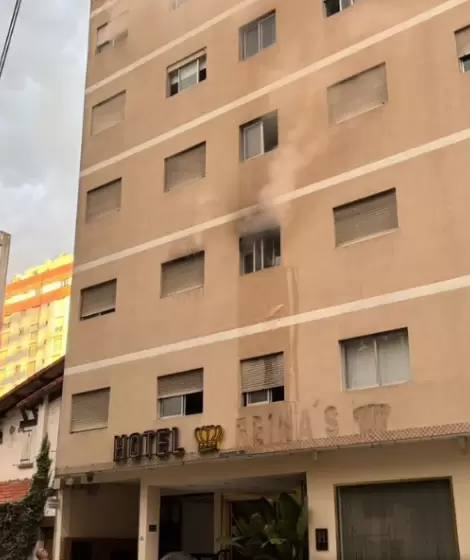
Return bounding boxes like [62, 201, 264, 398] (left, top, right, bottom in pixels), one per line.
[65, 273, 470, 375]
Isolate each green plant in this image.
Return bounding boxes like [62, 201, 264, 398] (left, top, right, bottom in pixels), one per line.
[0, 435, 52, 560]
[220, 493, 309, 560]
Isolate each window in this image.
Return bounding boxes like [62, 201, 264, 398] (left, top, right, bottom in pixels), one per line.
[241, 12, 276, 59]
[240, 229, 281, 275]
[324, 0, 354, 17]
[30, 331, 38, 342]
[240, 112, 278, 160]
[168, 50, 206, 96]
[20, 430, 33, 463]
[71, 388, 110, 432]
[95, 17, 128, 54]
[86, 179, 122, 222]
[53, 336, 63, 355]
[158, 369, 203, 418]
[327, 64, 388, 124]
[80, 280, 117, 320]
[27, 361, 36, 375]
[165, 143, 206, 191]
[161, 252, 204, 297]
[334, 189, 398, 246]
[18, 328, 24, 336]
[241, 352, 284, 406]
[455, 26, 470, 72]
[28, 343, 37, 357]
[342, 329, 410, 390]
[91, 91, 126, 135]
[1, 334, 9, 346]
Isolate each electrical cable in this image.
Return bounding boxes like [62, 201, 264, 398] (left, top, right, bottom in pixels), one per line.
[0, 0, 23, 81]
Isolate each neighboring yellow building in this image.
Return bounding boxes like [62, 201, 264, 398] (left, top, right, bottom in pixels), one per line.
[0, 254, 72, 396]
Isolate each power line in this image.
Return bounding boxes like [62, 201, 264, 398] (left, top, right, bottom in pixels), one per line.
[0, 0, 23, 81]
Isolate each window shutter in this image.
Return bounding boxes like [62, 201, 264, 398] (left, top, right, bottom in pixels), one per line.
[161, 252, 204, 297]
[328, 64, 388, 124]
[167, 50, 206, 73]
[71, 388, 110, 432]
[241, 353, 284, 392]
[158, 369, 203, 397]
[334, 189, 398, 245]
[91, 91, 126, 134]
[21, 430, 33, 462]
[80, 280, 117, 319]
[96, 23, 109, 47]
[165, 143, 206, 191]
[86, 179, 122, 221]
[455, 26, 470, 57]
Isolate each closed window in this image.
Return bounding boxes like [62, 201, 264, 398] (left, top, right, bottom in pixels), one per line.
[241, 12, 276, 59]
[455, 26, 470, 72]
[168, 50, 207, 96]
[171, 0, 189, 9]
[20, 430, 34, 463]
[27, 361, 35, 375]
[95, 16, 128, 54]
[80, 279, 117, 320]
[86, 179, 122, 222]
[158, 369, 203, 418]
[71, 388, 110, 432]
[165, 143, 206, 191]
[342, 329, 410, 390]
[91, 91, 126, 134]
[334, 189, 398, 246]
[241, 352, 284, 406]
[53, 336, 63, 355]
[28, 343, 37, 357]
[324, 0, 354, 17]
[161, 252, 204, 297]
[327, 64, 387, 124]
[240, 112, 278, 160]
[240, 229, 281, 275]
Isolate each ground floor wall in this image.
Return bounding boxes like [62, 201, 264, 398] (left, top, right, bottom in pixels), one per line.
[54, 438, 470, 560]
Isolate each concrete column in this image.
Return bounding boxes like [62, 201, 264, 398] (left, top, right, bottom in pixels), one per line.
[213, 492, 222, 552]
[138, 480, 160, 560]
[306, 468, 335, 560]
[52, 488, 72, 560]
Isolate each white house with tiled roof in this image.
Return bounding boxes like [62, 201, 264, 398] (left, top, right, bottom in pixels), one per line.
[0, 358, 64, 557]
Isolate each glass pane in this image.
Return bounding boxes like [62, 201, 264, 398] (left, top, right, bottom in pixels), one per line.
[184, 391, 203, 415]
[263, 236, 275, 268]
[344, 338, 377, 389]
[377, 331, 410, 385]
[247, 389, 269, 404]
[260, 14, 276, 49]
[244, 25, 259, 58]
[179, 61, 198, 91]
[160, 396, 182, 418]
[325, 0, 341, 16]
[242, 250, 254, 274]
[461, 55, 470, 72]
[243, 122, 262, 159]
[341, 0, 353, 9]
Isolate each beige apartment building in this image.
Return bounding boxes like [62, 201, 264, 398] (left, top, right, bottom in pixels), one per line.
[55, 0, 470, 559]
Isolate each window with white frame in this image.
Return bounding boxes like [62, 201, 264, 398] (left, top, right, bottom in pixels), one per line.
[240, 11, 276, 59]
[240, 229, 281, 275]
[455, 26, 470, 72]
[241, 353, 285, 406]
[240, 112, 278, 160]
[20, 429, 34, 464]
[324, 0, 354, 17]
[342, 329, 410, 390]
[168, 50, 207, 96]
[158, 369, 203, 418]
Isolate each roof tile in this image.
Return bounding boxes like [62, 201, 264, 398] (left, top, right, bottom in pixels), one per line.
[0, 479, 31, 504]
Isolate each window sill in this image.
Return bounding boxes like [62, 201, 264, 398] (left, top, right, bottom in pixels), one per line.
[159, 412, 203, 421]
[332, 101, 386, 125]
[70, 425, 107, 434]
[161, 286, 203, 299]
[17, 461, 34, 469]
[336, 228, 397, 248]
[344, 380, 410, 392]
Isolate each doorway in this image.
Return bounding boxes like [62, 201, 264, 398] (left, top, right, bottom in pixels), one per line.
[159, 494, 214, 558]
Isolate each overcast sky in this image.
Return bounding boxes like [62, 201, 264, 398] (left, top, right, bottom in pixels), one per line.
[0, 0, 89, 278]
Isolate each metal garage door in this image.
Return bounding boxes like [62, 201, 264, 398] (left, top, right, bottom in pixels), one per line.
[338, 479, 459, 560]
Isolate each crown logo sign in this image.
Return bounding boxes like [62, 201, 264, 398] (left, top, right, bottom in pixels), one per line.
[194, 425, 224, 454]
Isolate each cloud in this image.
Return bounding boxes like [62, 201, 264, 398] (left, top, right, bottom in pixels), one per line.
[0, 0, 89, 278]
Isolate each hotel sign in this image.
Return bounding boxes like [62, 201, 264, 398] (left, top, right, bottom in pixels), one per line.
[114, 427, 184, 462]
[194, 425, 223, 454]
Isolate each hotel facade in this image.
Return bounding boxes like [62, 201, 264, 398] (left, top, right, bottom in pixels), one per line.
[56, 0, 470, 559]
